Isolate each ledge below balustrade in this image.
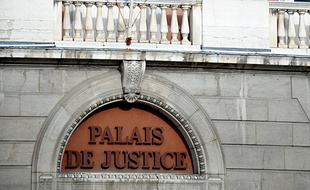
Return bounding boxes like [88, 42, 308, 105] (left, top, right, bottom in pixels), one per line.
[0, 41, 310, 69]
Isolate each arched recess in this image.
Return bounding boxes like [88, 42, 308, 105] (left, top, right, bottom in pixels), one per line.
[32, 70, 225, 190]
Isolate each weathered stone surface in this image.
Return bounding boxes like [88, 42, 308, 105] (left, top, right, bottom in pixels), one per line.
[39, 70, 64, 93]
[292, 76, 310, 119]
[262, 147, 285, 169]
[0, 167, 31, 190]
[198, 98, 268, 121]
[245, 74, 291, 99]
[218, 73, 243, 97]
[214, 121, 256, 145]
[223, 146, 264, 169]
[0, 117, 45, 141]
[223, 145, 287, 170]
[268, 99, 309, 122]
[226, 170, 261, 190]
[20, 94, 63, 116]
[2, 69, 39, 92]
[262, 172, 294, 190]
[294, 172, 310, 190]
[218, 72, 290, 98]
[0, 0, 53, 41]
[0, 143, 34, 165]
[285, 147, 310, 170]
[227, 170, 310, 190]
[256, 123, 292, 146]
[203, 0, 269, 48]
[293, 123, 310, 146]
[154, 72, 218, 96]
[0, 94, 20, 116]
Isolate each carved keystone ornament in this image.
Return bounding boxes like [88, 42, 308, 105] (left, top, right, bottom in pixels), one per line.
[120, 60, 146, 103]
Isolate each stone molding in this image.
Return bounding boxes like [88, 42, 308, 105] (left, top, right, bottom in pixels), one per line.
[32, 71, 224, 189]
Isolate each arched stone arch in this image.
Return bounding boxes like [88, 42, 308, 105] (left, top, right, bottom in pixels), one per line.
[32, 70, 225, 190]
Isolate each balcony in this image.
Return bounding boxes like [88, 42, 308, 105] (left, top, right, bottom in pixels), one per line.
[54, 0, 202, 50]
[269, 2, 310, 49]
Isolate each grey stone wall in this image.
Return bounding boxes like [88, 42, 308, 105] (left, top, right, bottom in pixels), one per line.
[0, 64, 309, 189]
[153, 69, 310, 190]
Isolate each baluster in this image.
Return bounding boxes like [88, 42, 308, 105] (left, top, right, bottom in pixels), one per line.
[130, 4, 138, 43]
[277, 9, 286, 48]
[117, 3, 126, 43]
[149, 4, 158, 43]
[106, 3, 115, 42]
[190, 2, 202, 45]
[85, 2, 94, 41]
[95, 2, 105, 42]
[160, 5, 169, 44]
[269, 8, 278, 48]
[63, 1, 72, 41]
[139, 4, 148, 43]
[298, 10, 307, 49]
[54, 0, 63, 40]
[170, 5, 180, 44]
[288, 9, 297, 48]
[73, 2, 83, 41]
[181, 5, 190, 45]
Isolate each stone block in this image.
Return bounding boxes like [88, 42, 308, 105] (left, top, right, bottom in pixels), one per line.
[214, 121, 256, 145]
[246, 74, 291, 99]
[218, 73, 242, 97]
[223, 145, 264, 169]
[293, 123, 310, 146]
[256, 123, 292, 146]
[292, 76, 310, 119]
[226, 170, 261, 190]
[294, 172, 310, 190]
[224, 145, 286, 170]
[0, 94, 20, 116]
[39, 69, 64, 93]
[40, 69, 94, 93]
[268, 99, 309, 122]
[0, 167, 31, 190]
[262, 172, 294, 190]
[62, 70, 90, 92]
[0, 117, 45, 141]
[218, 73, 291, 98]
[285, 147, 310, 170]
[262, 147, 285, 169]
[198, 98, 268, 121]
[154, 71, 218, 96]
[197, 98, 238, 120]
[245, 99, 268, 121]
[20, 94, 63, 116]
[0, 143, 34, 165]
[3, 69, 39, 92]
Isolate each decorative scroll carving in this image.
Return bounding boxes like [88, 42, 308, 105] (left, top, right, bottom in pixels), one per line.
[58, 94, 206, 177]
[120, 60, 146, 103]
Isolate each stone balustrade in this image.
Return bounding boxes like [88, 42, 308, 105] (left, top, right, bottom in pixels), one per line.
[270, 2, 310, 49]
[55, 0, 201, 46]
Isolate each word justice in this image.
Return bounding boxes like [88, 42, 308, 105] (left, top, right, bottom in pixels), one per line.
[65, 150, 188, 170]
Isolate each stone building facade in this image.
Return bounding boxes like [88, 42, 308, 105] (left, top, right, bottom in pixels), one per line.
[1, 0, 310, 190]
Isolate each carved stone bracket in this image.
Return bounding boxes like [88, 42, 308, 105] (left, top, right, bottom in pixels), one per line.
[120, 60, 146, 103]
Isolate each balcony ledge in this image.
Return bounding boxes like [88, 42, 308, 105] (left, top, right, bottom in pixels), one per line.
[0, 41, 310, 69]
